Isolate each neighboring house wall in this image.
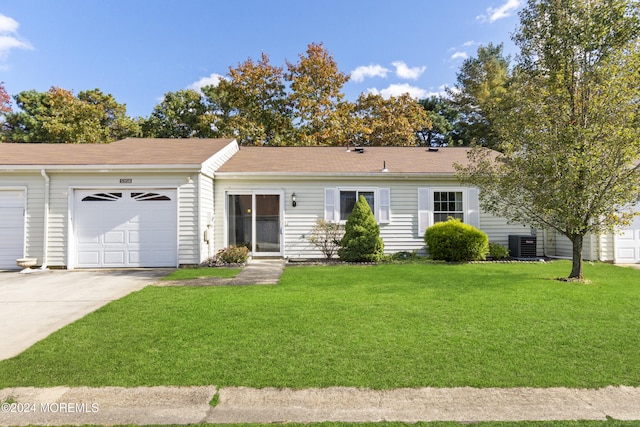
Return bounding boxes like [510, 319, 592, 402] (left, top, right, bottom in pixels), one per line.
[214, 175, 532, 259]
[0, 173, 46, 264]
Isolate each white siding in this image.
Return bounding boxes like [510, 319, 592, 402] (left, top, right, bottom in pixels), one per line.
[0, 173, 46, 264]
[543, 229, 604, 261]
[215, 176, 531, 259]
[479, 212, 532, 248]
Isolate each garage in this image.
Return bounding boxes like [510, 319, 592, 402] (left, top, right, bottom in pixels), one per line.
[0, 190, 25, 270]
[74, 189, 178, 268]
[615, 202, 640, 263]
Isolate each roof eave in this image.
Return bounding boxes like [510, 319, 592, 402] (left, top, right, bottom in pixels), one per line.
[0, 164, 204, 172]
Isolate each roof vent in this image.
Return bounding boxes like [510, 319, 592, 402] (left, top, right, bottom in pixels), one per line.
[428, 147, 439, 152]
[381, 161, 388, 173]
[354, 147, 365, 153]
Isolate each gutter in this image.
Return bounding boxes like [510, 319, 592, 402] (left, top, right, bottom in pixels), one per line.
[40, 169, 50, 270]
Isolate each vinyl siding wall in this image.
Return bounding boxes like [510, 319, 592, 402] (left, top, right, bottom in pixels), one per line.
[214, 175, 532, 259]
[544, 229, 613, 261]
[0, 173, 46, 264]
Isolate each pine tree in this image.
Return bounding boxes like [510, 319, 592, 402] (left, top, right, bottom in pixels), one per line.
[338, 195, 384, 262]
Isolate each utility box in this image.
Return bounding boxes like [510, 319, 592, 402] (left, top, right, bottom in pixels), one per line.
[509, 235, 537, 258]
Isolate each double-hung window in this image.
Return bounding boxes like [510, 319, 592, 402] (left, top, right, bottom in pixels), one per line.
[433, 191, 464, 222]
[339, 190, 375, 221]
[418, 187, 480, 237]
[325, 188, 390, 223]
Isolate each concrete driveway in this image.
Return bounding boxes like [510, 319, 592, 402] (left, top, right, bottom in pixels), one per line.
[0, 269, 170, 361]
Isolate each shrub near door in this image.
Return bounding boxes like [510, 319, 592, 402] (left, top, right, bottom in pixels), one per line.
[425, 218, 489, 262]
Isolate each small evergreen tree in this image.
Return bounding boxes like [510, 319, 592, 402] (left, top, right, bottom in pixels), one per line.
[338, 195, 384, 262]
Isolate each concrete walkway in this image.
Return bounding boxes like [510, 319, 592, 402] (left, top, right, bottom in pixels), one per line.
[157, 258, 285, 286]
[1, 385, 640, 425]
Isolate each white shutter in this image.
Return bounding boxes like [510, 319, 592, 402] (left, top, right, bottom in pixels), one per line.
[378, 188, 390, 223]
[467, 187, 480, 228]
[418, 188, 432, 237]
[324, 188, 336, 221]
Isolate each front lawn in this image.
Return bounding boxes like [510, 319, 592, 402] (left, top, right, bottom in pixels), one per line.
[0, 261, 639, 389]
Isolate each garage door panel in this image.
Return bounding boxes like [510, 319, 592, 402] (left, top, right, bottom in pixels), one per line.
[104, 230, 126, 244]
[74, 190, 177, 268]
[104, 251, 126, 265]
[77, 251, 100, 267]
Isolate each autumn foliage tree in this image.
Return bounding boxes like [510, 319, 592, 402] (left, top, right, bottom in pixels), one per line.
[2, 87, 139, 143]
[145, 43, 430, 146]
[0, 82, 11, 114]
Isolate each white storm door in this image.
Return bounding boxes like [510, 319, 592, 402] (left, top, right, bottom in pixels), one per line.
[0, 190, 25, 270]
[74, 190, 177, 268]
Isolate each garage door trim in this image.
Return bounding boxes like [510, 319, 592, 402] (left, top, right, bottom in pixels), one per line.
[70, 187, 179, 269]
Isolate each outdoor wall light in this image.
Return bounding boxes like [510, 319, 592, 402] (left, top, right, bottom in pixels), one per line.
[292, 192, 297, 207]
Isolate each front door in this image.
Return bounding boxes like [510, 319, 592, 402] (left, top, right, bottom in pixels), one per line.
[227, 192, 282, 256]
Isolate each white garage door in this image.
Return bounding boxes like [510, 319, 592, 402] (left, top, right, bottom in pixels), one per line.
[615, 203, 640, 263]
[0, 190, 25, 270]
[74, 189, 178, 268]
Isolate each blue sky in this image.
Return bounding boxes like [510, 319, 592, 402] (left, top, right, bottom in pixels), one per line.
[1, 0, 523, 118]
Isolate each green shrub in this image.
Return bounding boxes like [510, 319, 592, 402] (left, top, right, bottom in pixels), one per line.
[488, 242, 510, 260]
[215, 246, 250, 264]
[338, 195, 384, 262]
[424, 218, 489, 262]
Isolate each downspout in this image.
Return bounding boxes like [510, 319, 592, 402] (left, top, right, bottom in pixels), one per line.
[40, 169, 50, 270]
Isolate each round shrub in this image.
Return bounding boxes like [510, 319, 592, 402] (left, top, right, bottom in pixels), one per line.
[338, 195, 384, 262]
[424, 218, 489, 262]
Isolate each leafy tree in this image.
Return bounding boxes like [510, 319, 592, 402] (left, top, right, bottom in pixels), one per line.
[355, 93, 431, 146]
[286, 43, 353, 145]
[417, 95, 459, 146]
[448, 43, 510, 149]
[338, 195, 384, 262]
[2, 87, 138, 143]
[142, 89, 214, 138]
[143, 43, 426, 147]
[204, 53, 294, 145]
[457, 0, 640, 280]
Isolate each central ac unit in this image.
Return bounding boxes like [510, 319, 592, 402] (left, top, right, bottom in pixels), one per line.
[508, 235, 537, 258]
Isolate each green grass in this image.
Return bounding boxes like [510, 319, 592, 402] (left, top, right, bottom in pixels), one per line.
[0, 261, 639, 389]
[160, 267, 241, 280]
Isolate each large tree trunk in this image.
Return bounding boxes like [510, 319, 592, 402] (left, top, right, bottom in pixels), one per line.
[569, 235, 584, 280]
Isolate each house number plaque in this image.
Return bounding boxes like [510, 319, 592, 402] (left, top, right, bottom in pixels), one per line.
[119, 179, 133, 184]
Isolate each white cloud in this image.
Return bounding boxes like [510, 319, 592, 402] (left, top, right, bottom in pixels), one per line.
[187, 73, 225, 92]
[368, 83, 429, 99]
[392, 61, 426, 80]
[350, 64, 390, 83]
[0, 14, 32, 60]
[451, 51, 468, 60]
[477, 0, 522, 23]
[0, 14, 19, 33]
